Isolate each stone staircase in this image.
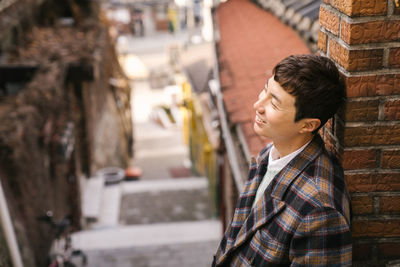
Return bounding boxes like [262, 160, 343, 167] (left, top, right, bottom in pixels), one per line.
[74, 94, 221, 267]
[75, 177, 221, 267]
[73, 28, 222, 267]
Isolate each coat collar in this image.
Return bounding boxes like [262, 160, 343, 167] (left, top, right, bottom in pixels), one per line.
[269, 134, 324, 201]
[216, 135, 324, 265]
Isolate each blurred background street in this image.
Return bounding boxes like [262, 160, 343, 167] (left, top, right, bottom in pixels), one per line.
[71, 4, 221, 266]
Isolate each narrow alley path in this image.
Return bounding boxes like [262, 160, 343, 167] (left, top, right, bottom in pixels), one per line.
[72, 31, 222, 267]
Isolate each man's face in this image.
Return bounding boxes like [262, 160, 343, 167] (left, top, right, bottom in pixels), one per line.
[253, 77, 304, 142]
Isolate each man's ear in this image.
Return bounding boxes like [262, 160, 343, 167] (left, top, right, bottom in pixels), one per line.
[299, 118, 321, 133]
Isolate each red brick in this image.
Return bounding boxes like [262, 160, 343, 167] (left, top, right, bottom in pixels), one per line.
[381, 150, 400, 169]
[230, 108, 252, 123]
[330, 0, 387, 17]
[345, 173, 400, 192]
[378, 242, 400, 259]
[351, 196, 374, 214]
[380, 196, 400, 213]
[248, 135, 268, 156]
[223, 91, 241, 113]
[384, 100, 400, 121]
[242, 121, 257, 139]
[333, 116, 345, 146]
[342, 149, 377, 169]
[219, 68, 234, 88]
[352, 220, 400, 237]
[329, 40, 383, 71]
[318, 30, 327, 53]
[353, 243, 373, 261]
[345, 74, 400, 97]
[389, 48, 400, 68]
[319, 6, 340, 36]
[344, 125, 400, 146]
[345, 99, 379, 122]
[341, 20, 400, 45]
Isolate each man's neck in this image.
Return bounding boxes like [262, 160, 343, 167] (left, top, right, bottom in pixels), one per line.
[272, 134, 314, 158]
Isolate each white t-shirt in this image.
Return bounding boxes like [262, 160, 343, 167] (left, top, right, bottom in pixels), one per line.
[252, 141, 310, 208]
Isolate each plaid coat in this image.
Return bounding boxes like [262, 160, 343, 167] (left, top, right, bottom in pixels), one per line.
[213, 135, 352, 266]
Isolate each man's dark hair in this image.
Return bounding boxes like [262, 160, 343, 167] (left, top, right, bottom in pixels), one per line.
[273, 54, 346, 132]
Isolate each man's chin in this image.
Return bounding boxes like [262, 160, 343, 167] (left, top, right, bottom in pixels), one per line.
[253, 124, 270, 138]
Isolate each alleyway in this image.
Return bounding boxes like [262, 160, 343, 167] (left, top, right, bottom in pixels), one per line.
[72, 30, 222, 267]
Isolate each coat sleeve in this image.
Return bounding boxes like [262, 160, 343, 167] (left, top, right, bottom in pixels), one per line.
[289, 207, 352, 266]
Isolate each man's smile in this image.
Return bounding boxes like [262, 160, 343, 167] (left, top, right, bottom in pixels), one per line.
[255, 115, 266, 124]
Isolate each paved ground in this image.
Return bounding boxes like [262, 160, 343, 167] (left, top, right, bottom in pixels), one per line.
[74, 219, 220, 266]
[73, 27, 222, 267]
[84, 240, 219, 267]
[120, 180, 214, 224]
[132, 111, 189, 180]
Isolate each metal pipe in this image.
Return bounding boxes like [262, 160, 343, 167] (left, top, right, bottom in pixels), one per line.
[209, 8, 244, 192]
[0, 177, 24, 267]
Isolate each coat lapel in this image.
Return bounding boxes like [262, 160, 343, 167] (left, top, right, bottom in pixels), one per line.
[214, 148, 270, 264]
[232, 195, 285, 248]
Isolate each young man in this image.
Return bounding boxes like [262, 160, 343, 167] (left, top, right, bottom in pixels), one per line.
[213, 55, 352, 266]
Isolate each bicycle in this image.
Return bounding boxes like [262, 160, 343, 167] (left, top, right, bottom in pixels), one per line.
[37, 211, 87, 267]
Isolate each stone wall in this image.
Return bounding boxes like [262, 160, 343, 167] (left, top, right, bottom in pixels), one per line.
[318, 0, 400, 265]
[0, 1, 132, 266]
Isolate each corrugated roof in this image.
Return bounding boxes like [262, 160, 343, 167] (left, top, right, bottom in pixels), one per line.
[216, 0, 310, 156]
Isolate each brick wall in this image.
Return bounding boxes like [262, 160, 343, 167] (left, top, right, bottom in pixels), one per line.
[318, 0, 400, 265]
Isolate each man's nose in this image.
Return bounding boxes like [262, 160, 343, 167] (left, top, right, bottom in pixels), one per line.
[253, 100, 260, 110]
[253, 100, 264, 113]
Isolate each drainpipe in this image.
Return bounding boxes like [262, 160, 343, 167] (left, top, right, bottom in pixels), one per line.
[209, 8, 244, 193]
[0, 177, 24, 267]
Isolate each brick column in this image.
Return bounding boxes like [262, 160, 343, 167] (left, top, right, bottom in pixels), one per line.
[318, 0, 400, 265]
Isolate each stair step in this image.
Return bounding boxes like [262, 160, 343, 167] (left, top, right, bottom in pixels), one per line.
[71, 220, 222, 250]
[120, 177, 213, 225]
[121, 177, 208, 194]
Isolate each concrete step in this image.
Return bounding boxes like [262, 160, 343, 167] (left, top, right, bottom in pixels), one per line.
[72, 220, 221, 250]
[72, 220, 222, 267]
[83, 240, 219, 267]
[133, 122, 185, 148]
[88, 177, 211, 229]
[121, 177, 208, 193]
[119, 177, 214, 225]
[133, 155, 190, 180]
